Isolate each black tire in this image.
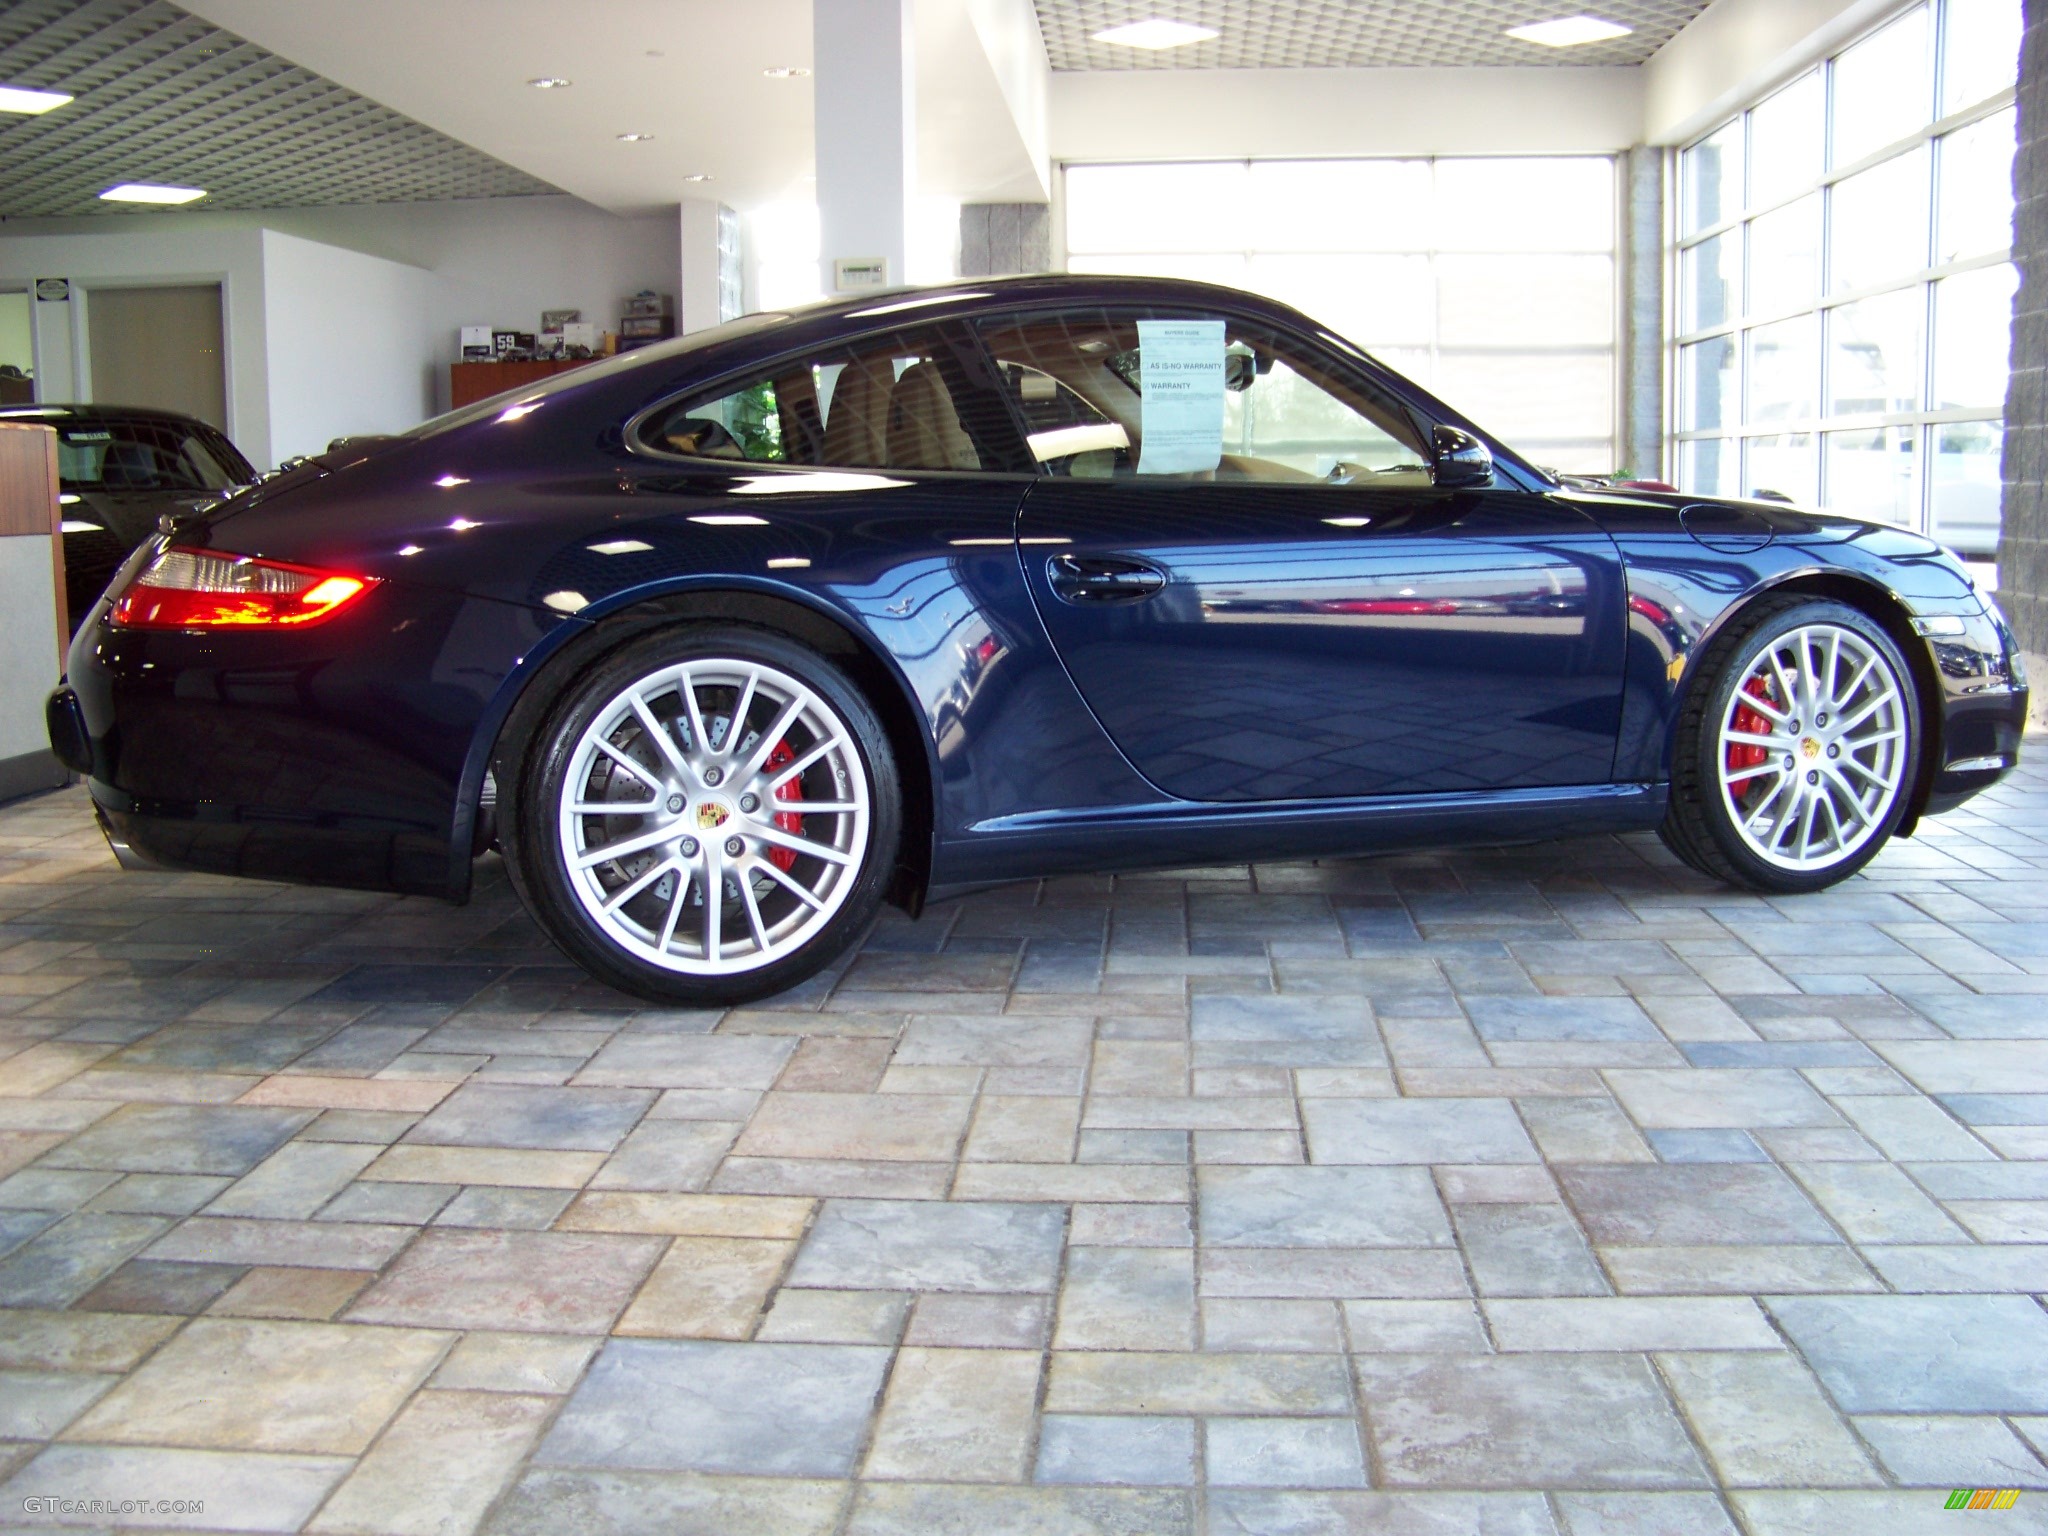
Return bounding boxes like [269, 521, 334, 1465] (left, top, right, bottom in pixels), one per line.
[505, 624, 901, 1005]
[1659, 595, 1920, 894]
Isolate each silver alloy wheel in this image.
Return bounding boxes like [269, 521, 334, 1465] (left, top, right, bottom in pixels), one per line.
[1716, 622, 1908, 873]
[557, 657, 871, 975]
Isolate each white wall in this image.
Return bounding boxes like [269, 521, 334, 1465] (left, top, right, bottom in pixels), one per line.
[0, 225, 272, 461]
[205, 196, 682, 410]
[1643, 0, 1904, 144]
[260, 230, 434, 462]
[0, 194, 682, 453]
[1050, 66, 1646, 164]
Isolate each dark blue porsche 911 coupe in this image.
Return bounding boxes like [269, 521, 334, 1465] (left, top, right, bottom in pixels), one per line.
[47, 275, 2028, 1004]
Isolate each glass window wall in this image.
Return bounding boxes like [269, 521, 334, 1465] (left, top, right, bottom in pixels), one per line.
[1066, 155, 1618, 472]
[1673, 0, 2018, 563]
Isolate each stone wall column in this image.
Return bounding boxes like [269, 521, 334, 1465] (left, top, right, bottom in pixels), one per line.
[1621, 144, 1667, 481]
[1999, 0, 2048, 705]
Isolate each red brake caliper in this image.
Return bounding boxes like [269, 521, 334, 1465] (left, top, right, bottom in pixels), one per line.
[1726, 677, 1776, 787]
[764, 740, 805, 872]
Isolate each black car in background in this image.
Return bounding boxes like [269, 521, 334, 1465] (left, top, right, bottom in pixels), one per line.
[0, 405, 258, 631]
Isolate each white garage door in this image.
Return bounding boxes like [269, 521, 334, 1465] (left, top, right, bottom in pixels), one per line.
[1064, 157, 1618, 475]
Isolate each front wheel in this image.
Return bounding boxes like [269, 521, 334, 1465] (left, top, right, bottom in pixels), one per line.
[509, 626, 901, 1005]
[1661, 597, 1920, 893]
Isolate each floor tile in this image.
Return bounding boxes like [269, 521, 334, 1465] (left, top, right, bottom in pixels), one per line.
[1850, 1413, 2048, 1487]
[64, 1317, 449, 1454]
[785, 1198, 1065, 1292]
[348, 1229, 667, 1333]
[1655, 1349, 1882, 1487]
[484, 1468, 845, 1536]
[40, 1104, 313, 1176]
[1768, 1294, 2048, 1413]
[1355, 1353, 1711, 1488]
[864, 1345, 1040, 1481]
[1036, 1414, 1196, 1486]
[846, 1482, 1191, 1536]
[405, 1082, 654, 1153]
[1557, 1164, 1838, 1246]
[1198, 1165, 1452, 1247]
[308, 1388, 554, 1535]
[1302, 1098, 1539, 1164]
[614, 1235, 791, 1338]
[1204, 1416, 1367, 1488]
[0, 1442, 350, 1531]
[536, 1337, 891, 1476]
[732, 1091, 972, 1162]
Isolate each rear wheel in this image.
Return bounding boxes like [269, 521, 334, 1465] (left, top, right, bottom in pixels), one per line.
[1660, 597, 1919, 893]
[510, 626, 899, 1004]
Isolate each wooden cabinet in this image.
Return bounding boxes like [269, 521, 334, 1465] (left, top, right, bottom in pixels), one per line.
[449, 358, 598, 409]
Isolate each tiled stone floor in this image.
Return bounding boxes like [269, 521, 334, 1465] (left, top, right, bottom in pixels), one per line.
[1, 768, 2046, 1534]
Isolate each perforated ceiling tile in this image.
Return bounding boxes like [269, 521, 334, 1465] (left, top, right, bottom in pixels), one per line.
[1033, 0, 1711, 69]
[0, 0, 558, 218]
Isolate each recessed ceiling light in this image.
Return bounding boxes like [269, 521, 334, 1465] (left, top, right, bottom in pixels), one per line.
[528, 76, 572, 89]
[680, 172, 713, 182]
[1504, 15, 1633, 46]
[617, 132, 655, 142]
[762, 65, 811, 78]
[0, 84, 73, 114]
[99, 182, 206, 205]
[1090, 18, 1219, 48]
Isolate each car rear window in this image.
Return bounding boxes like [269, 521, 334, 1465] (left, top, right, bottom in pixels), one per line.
[56, 420, 251, 493]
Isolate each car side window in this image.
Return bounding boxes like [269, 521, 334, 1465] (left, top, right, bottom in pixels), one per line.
[635, 326, 1005, 472]
[974, 308, 1430, 486]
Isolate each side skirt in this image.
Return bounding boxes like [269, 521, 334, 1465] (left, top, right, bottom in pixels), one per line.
[928, 782, 1667, 896]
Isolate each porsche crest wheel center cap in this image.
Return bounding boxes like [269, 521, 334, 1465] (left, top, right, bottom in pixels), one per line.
[1800, 737, 1821, 761]
[695, 800, 732, 831]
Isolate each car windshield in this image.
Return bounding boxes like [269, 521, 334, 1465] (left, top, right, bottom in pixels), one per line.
[54, 419, 252, 493]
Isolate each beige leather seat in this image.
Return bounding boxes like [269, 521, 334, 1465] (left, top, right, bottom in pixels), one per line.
[887, 361, 979, 470]
[818, 354, 896, 467]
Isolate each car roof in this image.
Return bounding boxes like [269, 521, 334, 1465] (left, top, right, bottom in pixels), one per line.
[784, 271, 1299, 319]
[0, 403, 227, 429]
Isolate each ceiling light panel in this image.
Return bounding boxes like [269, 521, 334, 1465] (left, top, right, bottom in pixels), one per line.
[1091, 18, 1221, 48]
[0, 0, 560, 218]
[0, 83, 72, 113]
[100, 181, 205, 203]
[1034, 0, 1701, 68]
[1505, 15, 1635, 45]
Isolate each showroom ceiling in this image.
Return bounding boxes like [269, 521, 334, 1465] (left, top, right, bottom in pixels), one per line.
[0, 0, 559, 218]
[1034, 0, 1713, 69]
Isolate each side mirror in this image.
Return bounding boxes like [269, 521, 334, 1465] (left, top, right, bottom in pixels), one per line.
[1431, 425, 1493, 488]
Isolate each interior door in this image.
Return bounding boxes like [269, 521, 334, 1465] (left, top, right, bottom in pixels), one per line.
[85, 284, 227, 430]
[980, 307, 1628, 802]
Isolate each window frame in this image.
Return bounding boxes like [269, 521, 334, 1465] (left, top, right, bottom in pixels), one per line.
[970, 302, 1441, 487]
[621, 318, 1037, 477]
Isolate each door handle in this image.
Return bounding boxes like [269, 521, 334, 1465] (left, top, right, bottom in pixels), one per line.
[1047, 553, 1166, 603]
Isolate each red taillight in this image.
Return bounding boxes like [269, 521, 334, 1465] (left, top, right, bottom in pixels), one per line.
[111, 548, 377, 630]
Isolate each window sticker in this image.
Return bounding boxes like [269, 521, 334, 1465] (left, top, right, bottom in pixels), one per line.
[1136, 319, 1226, 474]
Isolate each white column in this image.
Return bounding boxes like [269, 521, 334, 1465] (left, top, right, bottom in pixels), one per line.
[29, 285, 76, 403]
[679, 198, 724, 334]
[814, 0, 915, 295]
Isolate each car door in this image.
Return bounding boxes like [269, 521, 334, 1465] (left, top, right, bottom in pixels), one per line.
[973, 304, 1628, 802]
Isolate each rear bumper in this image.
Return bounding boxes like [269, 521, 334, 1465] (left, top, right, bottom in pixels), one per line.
[56, 585, 548, 901]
